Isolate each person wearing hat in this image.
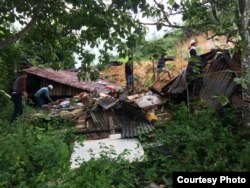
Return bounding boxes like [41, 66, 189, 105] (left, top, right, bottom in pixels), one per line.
[188, 39, 197, 57]
[34, 85, 53, 107]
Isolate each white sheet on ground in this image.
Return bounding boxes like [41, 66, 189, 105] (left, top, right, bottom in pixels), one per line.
[70, 136, 144, 169]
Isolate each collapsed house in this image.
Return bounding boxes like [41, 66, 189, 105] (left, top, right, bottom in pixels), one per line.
[26, 67, 155, 139]
[26, 50, 243, 169]
[150, 50, 242, 110]
[24, 66, 122, 97]
[30, 49, 242, 141]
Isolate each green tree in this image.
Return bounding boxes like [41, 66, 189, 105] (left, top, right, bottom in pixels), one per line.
[0, 0, 151, 83]
[0, 0, 147, 63]
[0, 44, 22, 91]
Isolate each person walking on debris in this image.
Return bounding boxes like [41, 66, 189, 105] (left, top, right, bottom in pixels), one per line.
[11, 71, 28, 122]
[186, 39, 203, 98]
[125, 57, 133, 89]
[34, 85, 53, 107]
[156, 52, 173, 79]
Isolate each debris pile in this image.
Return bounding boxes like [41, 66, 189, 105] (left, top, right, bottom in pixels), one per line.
[34, 89, 172, 139]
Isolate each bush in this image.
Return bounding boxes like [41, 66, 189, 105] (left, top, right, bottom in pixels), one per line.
[63, 156, 139, 188]
[0, 92, 13, 121]
[0, 119, 71, 187]
[0, 102, 249, 188]
[138, 104, 250, 186]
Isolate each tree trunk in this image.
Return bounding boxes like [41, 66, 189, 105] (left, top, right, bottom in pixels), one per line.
[153, 60, 155, 81]
[237, 0, 250, 126]
[131, 52, 135, 92]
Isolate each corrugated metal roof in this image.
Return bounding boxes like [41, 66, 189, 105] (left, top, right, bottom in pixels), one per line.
[156, 50, 241, 108]
[88, 110, 154, 138]
[85, 100, 154, 138]
[160, 71, 187, 95]
[97, 98, 119, 109]
[199, 53, 239, 108]
[24, 67, 121, 94]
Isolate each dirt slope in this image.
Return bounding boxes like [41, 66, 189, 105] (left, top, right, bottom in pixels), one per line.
[100, 33, 234, 90]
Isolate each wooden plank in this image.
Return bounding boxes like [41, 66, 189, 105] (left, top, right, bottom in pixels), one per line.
[109, 116, 115, 134]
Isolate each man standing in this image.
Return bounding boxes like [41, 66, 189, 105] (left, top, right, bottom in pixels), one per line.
[186, 39, 203, 98]
[11, 71, 28, 122]
[188, 39, 197, 57]
[35, 85, 53, 107]
[156, 52, 173, 79]
[125, 57, 133, 89]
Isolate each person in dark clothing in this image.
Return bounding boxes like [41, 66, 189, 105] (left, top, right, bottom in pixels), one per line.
[156, 52, 173, 79]
[11, 71, 28, 122]
[186, 39, 203, 98]
[125, 57, 133, 88]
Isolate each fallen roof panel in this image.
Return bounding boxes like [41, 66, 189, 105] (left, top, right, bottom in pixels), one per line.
[24, 67, 122, 94]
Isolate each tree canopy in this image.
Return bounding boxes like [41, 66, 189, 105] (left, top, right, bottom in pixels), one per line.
[1, 0, 249, 66]
[0, 0, 148, 69]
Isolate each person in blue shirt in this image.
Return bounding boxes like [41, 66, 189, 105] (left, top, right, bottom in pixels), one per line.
[35, 85, 53, 107]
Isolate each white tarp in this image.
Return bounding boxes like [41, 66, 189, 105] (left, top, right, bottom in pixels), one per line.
[135, 91, 167, 109]
[70, 135, 144, 169]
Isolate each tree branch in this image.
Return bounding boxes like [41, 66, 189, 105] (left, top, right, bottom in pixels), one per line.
[138, 21, 183, 28]
[210, 0, 220, 23]
[153, 0, 172, 26]
[0, 1, 44, 49]
[137, 20, 214, 29]
[238, 0, 246, 15]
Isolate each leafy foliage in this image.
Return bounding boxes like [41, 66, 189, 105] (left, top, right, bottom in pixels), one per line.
[0, 44, 22, 91]
[0, 103, 249, 187]
[0, 92, 13, 121]
[0, 120, 70, 187]
[137, 104, 250, 186]
[0, 0, 150, 81]
[63, 156, 139, 188]
[0, 0, 147, 65]
[134, 30, 183, 60]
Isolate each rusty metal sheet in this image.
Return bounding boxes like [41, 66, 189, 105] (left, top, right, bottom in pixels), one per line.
[24, 67, 122, 94]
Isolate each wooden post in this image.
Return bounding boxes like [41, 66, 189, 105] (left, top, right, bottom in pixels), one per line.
[109, 116, 115, 134]
[131, 52, 134, 93]
[153, 59, 155, 81]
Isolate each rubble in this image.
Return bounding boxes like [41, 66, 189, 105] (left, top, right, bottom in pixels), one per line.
[33, 90, 160, 139]
[31, 49, 240, 143]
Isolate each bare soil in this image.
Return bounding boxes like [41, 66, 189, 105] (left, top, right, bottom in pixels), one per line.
[100, 33, 234, 90]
